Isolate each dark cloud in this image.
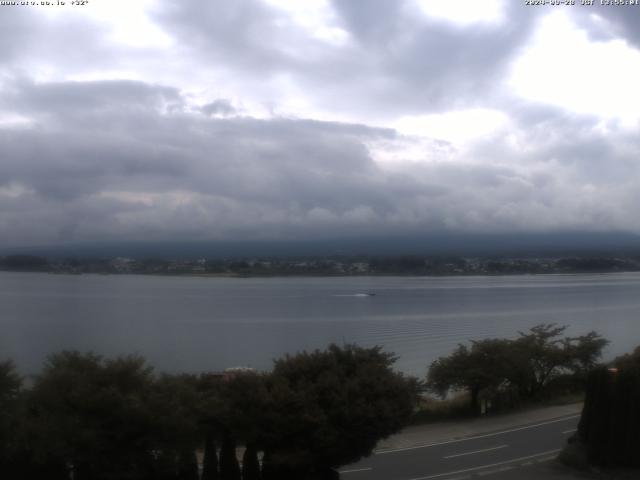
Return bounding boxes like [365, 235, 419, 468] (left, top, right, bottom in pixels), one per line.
[0, 80, 397, 243]
[2, 2, 640, 246]
[572, 4, 640, 48]
[2, 77, 640, 246]
[201, 99, 237, 117]
[148, 1, 546, 116]
[150, 0, 305, 72]
[327, 1, 544, 110]
[5, 79, 183, 116]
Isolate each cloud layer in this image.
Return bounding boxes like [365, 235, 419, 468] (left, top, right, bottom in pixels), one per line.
[2, 1, 640, 247]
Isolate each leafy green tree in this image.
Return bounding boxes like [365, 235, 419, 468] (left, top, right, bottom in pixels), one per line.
[0, 254, 48, 271]
[612, 345, 640, 370]
[214, 373, 270, 448]
[148, 373, 202, 471]
[510, 324, 571, 397]
[27, 351, 158, 480]
[427, 339, 511, 412]
[0, 360, 20, 398]
[427, 324, 608, 411]
[0, 360, 22, 474]
[510, 324, 607, 397]
[562, 331, 609, 382]
[261, 344, 419, 478]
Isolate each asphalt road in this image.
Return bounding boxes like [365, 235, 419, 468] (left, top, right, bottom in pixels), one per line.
[340, 414, 580, 480]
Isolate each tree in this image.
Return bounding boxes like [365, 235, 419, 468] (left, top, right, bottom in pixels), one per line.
[201, 433, 219, 480]
[2, 345, 419, 479]
[577, 347, 640, 468]
[215, 374, 266, 480]
[199, 371, 268, 480]
[219, 432, 241, 480]
[510, 325, 607, 397]
[148, 373, 202, 472]
[563, 331, 609, 379]
[214, 373, 270, 449]
[242, 444, 261, 480]
[427, 339, 512, 413]
[612, 345, 640, 370]
[26, 351, 158, 480]
[427, 325, 608, 411]
[261, 344, 419, 478]
[0, 360, 22, 475]
[0, 255, 48, 271]
[176, 449, 199, 480]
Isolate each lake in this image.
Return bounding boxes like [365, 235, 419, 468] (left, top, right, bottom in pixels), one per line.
[1, 271, 639, 376]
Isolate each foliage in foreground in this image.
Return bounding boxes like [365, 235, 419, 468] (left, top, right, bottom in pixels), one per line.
[575, 347, 640, 468]
[262, 345, 418, 477]
[0, 344, 418, 480]
[426, 324, 608, 413]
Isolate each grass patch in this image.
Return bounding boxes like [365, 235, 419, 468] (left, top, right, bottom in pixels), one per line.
[410, 393, 474, 424]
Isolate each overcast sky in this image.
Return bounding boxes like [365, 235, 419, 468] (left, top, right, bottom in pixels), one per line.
[2, 0, 640, 247]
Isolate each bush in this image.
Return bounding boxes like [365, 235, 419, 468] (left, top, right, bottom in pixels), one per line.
[0, 344, 419, 479]
[260, 344, 419, 476]
[411, 393, 474, 424]
[577, 353, 640, 468]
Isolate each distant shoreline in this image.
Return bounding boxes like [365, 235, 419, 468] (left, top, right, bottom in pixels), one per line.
[3, 253, 640, 278]
[2, 269, 640, 279]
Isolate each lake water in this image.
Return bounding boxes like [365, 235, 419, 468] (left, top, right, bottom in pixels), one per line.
[1, 271, 639, 377]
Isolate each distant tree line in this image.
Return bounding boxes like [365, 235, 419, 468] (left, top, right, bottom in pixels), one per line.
[3, 254, 640, 276]
[0, 255, 49, 272]
[0, 345, 418, 480]
[426, 324, 609, 414]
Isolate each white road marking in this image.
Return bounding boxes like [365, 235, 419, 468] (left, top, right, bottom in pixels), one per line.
[339, 467, 373, 474]
[477, 466, 513, 476]
[535, 456, 557, 463]
[376, 415, 579, 455]
[443, 444, 508, 459]
[561, 429, 577, 434]
[407, 449, 561, 480]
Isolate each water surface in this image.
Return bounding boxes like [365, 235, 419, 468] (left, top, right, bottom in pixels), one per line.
[2, 272, 639, 376]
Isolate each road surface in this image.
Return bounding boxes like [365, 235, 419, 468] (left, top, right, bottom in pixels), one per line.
[340, 414, 579, 480]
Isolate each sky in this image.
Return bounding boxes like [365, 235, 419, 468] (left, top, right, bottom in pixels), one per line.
[2, 0, 640, 248]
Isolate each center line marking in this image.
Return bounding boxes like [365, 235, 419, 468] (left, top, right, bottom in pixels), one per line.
[408, 449, 561, 480]
[562, 429, 577, 434]
[444, 444, 508, 459]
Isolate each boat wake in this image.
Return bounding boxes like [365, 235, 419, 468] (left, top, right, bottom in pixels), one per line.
[333, 293, 376, 297]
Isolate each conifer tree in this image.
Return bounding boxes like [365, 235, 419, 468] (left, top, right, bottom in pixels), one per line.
[201, 434, 219, 480]
[241, 444, 261, 480]
[578, 349, 640, 467]
[219, 433, 241, 480]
